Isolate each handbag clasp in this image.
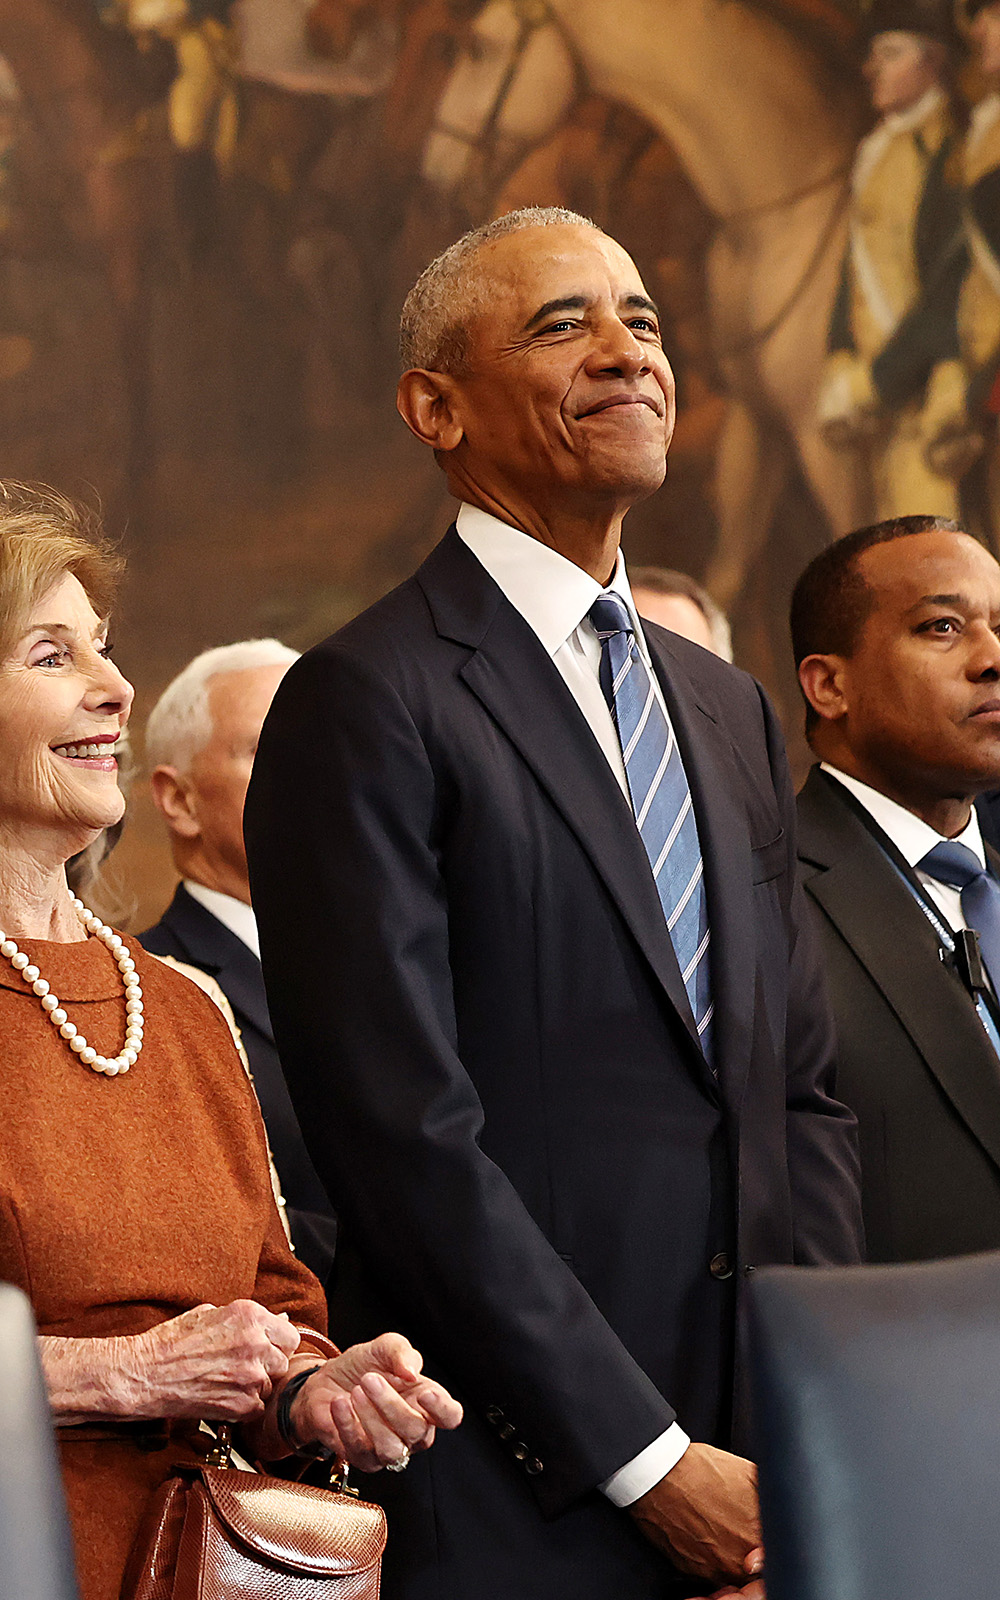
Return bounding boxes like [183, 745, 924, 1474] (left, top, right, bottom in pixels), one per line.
[204, 1423, 233, 1468]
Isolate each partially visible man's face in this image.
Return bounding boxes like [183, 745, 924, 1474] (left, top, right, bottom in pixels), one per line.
[632, 588, 717, 654]
[834, 531, 1000, 801]
[864, 31, 941, 113]
[972, 2, 1000, 76]
[444, 224, 676, 521]
[187, 663, 289, 900]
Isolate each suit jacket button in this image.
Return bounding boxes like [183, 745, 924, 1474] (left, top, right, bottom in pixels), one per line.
[499, 1423, 516, 1441]
[709, 1252, 733, 1279]
[525, 1458, 544, 1475]
[513, 1444, 527, 1461]
[485, 1407, 503, 1426]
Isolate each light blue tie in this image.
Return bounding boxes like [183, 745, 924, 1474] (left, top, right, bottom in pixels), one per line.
[589, 592, 714, 1063]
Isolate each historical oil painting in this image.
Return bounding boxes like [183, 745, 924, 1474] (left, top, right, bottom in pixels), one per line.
[0, 0, 997, 917]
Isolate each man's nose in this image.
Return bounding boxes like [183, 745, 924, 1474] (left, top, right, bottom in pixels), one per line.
[587, 320, 649, 376]
[972, 626, 1000, 678]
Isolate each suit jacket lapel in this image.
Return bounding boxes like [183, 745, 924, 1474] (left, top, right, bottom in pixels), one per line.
[799, 768, 1000, 1172]
[419, 531, 712, 1085]
[163, 885, 274, 1042]
[648, 631, 756, 1110]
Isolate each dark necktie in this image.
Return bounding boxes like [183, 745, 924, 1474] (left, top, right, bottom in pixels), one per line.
[918, 840, 1000, 997]
[589, 592, 714, 1062]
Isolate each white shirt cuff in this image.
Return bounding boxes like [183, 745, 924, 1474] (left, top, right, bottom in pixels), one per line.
[598, 1423, 691, 1507]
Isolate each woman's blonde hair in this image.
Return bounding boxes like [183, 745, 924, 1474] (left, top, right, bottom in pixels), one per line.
[0, 482, 124, 660]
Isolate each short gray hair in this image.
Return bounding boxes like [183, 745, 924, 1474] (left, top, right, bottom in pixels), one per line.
[629, 566, 734, 662]
[145, 638, 300, 773]
[399, 206, 598, 374]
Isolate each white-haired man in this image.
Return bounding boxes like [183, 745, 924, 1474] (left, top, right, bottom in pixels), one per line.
[629, 566, 734, 661]
[141, 640, 337, 1286]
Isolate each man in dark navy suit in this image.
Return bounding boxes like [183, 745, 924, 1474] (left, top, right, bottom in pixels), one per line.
[245, 207, 863, 1600]
[794, 516, 1000, 1262]
[141, 640, 337, 1286]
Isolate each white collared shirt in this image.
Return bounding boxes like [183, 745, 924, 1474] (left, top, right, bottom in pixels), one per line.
[455, 502, 690, 1504]
[819, 765, 986, 931]
[457, 503, 673, 800]
[183, 880, 261, 960]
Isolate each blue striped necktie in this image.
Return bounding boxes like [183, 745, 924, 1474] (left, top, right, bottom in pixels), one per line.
[589, 592, 714, 1063]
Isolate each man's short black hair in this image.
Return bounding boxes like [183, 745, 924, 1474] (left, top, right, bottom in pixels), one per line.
[791, 515, 961, 731]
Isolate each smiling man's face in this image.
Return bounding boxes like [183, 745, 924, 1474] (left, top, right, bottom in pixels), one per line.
[441, 224, 675, 527]
[833, 531, 1000, 806]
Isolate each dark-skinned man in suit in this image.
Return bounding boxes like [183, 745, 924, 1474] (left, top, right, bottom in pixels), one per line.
[795, 514, 1000, 1263]
[245, 206, 863, 1600]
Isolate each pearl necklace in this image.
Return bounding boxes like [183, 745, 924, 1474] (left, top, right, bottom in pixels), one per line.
[0, 896, 144, 1077]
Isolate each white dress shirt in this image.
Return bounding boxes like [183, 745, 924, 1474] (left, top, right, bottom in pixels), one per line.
[456, 503, 690, 1504]
[819, 765, 986, 932]
[183, 880, 261, 960]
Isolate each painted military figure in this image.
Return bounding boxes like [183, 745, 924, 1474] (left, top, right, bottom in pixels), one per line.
[962, 0, 1000, 542]
[818, 0, 975, 521]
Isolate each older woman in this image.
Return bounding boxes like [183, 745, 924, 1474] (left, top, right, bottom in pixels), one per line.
[0, 483, 462, 1600]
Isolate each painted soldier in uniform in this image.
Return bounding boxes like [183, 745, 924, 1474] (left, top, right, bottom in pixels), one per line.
[962, 0, 1000, 542]
[818, 0, 975, 521]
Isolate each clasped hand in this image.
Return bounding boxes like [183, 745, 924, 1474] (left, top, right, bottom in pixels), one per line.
[122, 1302, 461, 1470]
[287, 1332, 464, 1472]
[630, 1441, 764, 1592]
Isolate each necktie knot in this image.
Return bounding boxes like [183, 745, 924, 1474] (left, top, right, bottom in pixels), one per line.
[919, 840, 987, 891]
[589, 592, 633, 641]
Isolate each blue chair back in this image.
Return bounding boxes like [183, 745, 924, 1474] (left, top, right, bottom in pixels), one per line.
[0, 1283, 79, 1600]
[749, 1253, 1000, 1600]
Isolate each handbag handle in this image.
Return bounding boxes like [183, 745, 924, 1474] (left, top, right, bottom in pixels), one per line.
[205, 1423, 234, 1468]
[202, 1419, 358, 1498]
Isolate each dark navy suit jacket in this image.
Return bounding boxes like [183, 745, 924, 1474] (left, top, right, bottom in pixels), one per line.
[140, 884, 337, 1286]
[245, 528, 863, 1600]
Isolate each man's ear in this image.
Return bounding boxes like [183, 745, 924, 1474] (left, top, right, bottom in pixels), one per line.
[149, 766, 201, 840]
[396, 369, 465, 453]
[798, 654, 850, 723]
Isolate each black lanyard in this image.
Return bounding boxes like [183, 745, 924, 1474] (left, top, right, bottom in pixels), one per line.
[821, 772, 999, 1014]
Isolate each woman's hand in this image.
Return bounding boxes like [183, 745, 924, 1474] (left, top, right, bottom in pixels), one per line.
[288, 1332, 463, 1471]
[41, 1300, 301, 1425]
[123, 1301, 301, 1420]
[93, 1300, 300, 1423]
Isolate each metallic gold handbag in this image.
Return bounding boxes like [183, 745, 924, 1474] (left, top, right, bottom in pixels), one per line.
[120, 1424, 387, 1600]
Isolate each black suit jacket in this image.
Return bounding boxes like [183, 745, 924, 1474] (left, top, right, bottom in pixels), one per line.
[140, 885, 337, 1285]
[245, 529, 862, 1600]
[976, 790, 1000, 856]
[798, 766, 1000, 1263]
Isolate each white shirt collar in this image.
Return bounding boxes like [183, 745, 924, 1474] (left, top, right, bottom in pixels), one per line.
[970, 92, 1000, 153]
[455, 502, 647, 657]
[183, 879, 261, 959]
[820, 763, 986, 871]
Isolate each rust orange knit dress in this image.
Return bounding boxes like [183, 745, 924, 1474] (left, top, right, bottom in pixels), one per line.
[0, 933, 329, 1600]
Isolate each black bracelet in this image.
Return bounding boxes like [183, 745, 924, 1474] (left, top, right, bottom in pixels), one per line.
[276, 1364, 323, 1450]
